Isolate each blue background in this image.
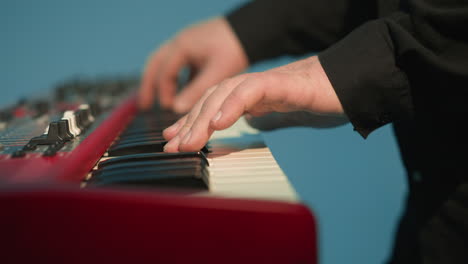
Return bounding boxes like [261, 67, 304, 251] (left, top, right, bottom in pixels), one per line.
[1, 1, 407, 263]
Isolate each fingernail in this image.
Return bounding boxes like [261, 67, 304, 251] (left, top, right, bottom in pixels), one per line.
[181, 131, 192, 145]
[212, 111, 222, 122]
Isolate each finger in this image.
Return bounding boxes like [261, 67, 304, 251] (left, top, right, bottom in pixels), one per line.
[139, 44, 169, 110]
[156, 46, 188, 109]
[162, 115, 188, 140]
[164, 84, 218, 152]
[177, 77, 246, 152]
[173, 85, 218, 142]
[163, 133, 182, 153]
[210, 76, 266, 131]
[173, 61, 226, 113]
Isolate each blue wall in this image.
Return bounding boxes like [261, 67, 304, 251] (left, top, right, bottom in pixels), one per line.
[1, 1, 407, 263]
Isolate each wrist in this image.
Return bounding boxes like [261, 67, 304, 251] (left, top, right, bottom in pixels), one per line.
[306, 56, 345, 116]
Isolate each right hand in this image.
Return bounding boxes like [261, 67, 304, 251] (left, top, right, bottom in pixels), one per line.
[161, 55, 347, 152]
[139, 17, 249, 113]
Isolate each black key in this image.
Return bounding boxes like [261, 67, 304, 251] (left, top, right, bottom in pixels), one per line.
[114, 135, 165, 146]
[128, 117, 176, 124]
[93, 164, 206, 179]
[93, 164, 207, 181]
[95, 158, 206, 174]
[116, 133, 164, 141]
[128, 117, 178, 127]
[90, 165, 208, 190]
[134, 111, 181, 121]
[119, 128, 166, 137]
[107, 140, 167, 156]
[99, 152, 208, 168]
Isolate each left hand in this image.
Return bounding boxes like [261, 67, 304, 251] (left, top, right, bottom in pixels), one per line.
[162, 55, 345, 152]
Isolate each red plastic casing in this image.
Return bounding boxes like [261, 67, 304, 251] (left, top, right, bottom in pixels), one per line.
[0, 96, 318, 264]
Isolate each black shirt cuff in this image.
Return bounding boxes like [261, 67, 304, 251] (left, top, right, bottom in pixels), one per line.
[319, 19, 414, 138]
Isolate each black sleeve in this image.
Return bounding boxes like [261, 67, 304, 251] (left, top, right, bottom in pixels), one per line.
[226, 0, 378, 63]
[318, 14, 415, 138]
[319, 0, 468, 137]
[227, 0, 468, 138]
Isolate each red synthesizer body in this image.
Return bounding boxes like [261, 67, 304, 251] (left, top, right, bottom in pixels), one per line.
[0, 77, 317, 264]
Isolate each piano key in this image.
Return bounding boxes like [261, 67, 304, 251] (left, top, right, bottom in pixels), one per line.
[98, 151, 209, 168]
[119, 128, 166, 137]
[92, 164, 207, 179]
[126, 118, 179, 128]
[118, 131, 164, 139]
[107, 141, 209, 156]
[114, 135, 166, 145]
[89, 108, 298, 201]
[99, 152, 208, 169]
[200, 118, 299, 201]
[90, 165, 208, 189]
[207, 181, 297, 201]
[95, 158, 207, 173]
[107, 140, 167, 156]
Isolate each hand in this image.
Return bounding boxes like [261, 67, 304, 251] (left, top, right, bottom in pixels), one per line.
[139, 17, 249, 113]
[162, 56, 346, 152]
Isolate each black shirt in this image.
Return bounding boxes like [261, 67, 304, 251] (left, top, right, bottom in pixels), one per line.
[227, 1, 468, 263]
